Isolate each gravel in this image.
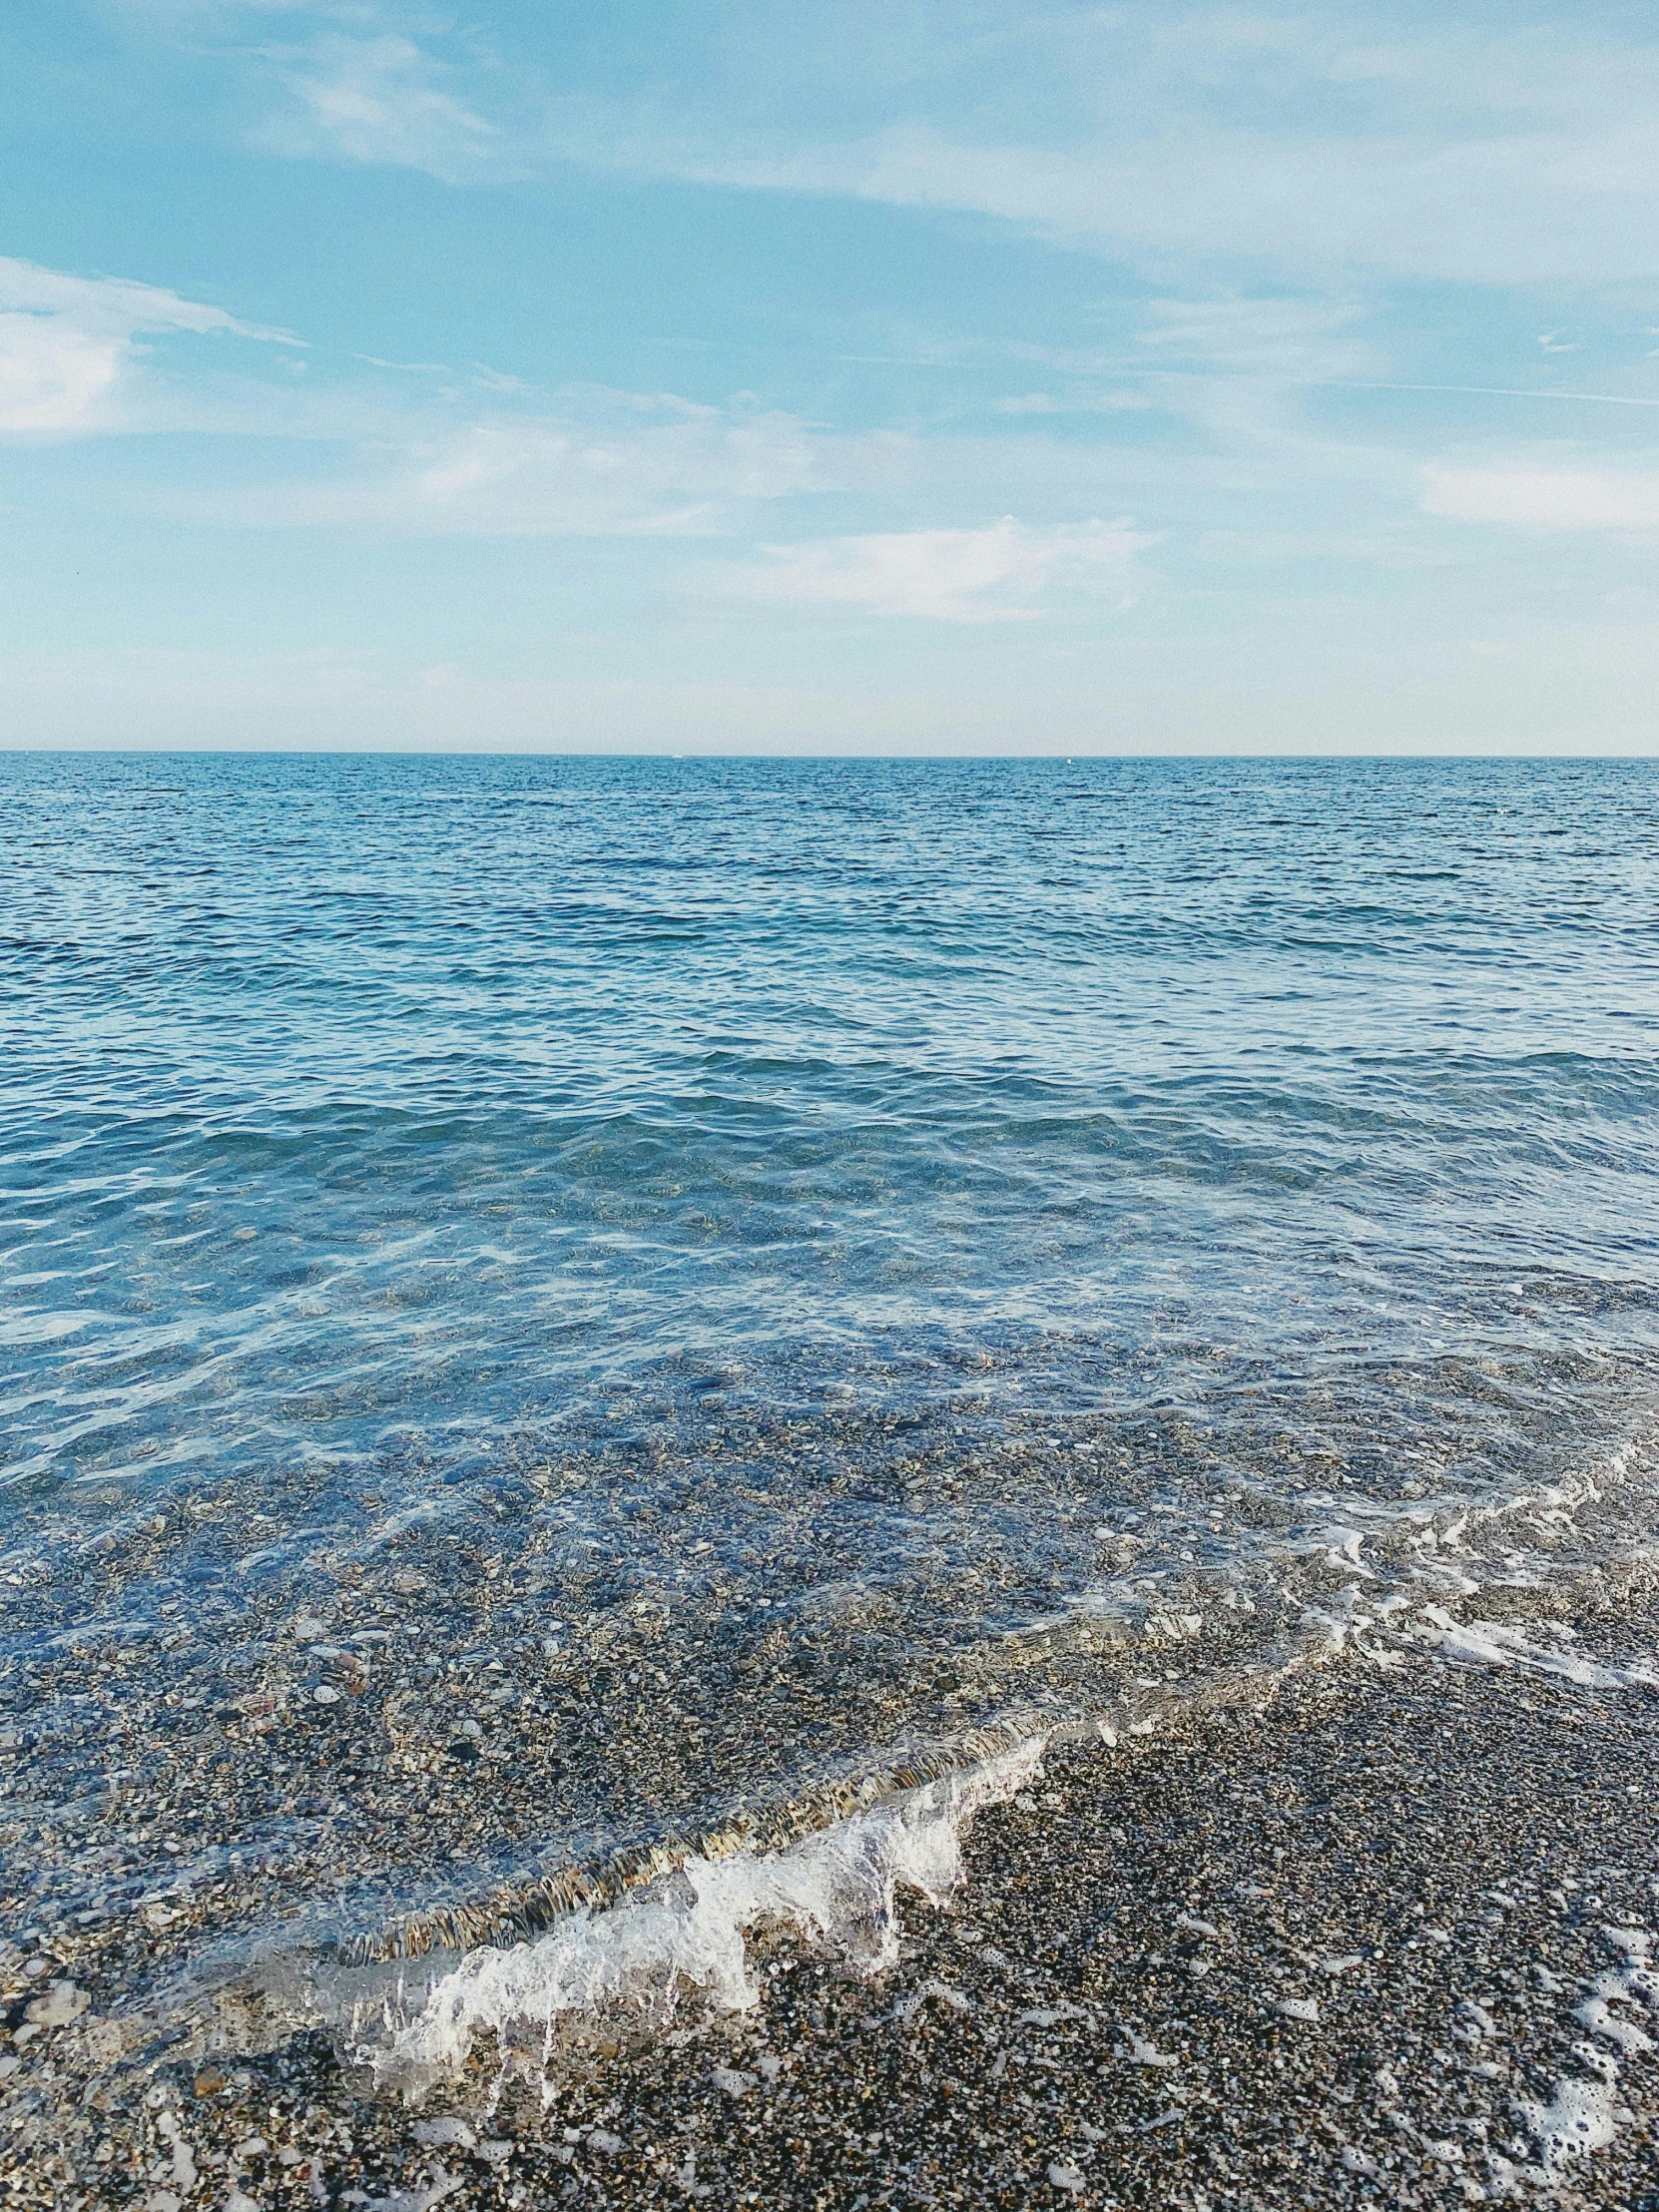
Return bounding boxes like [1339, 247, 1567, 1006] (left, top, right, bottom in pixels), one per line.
[6, 1581, 1658, 2208]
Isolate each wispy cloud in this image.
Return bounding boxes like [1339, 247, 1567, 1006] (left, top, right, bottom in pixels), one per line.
[993, 390, 1153, 417]
[499, 12, 1659, 290]
[15, 5, 1659, 754]
[0, 258, 298, 435]
[0, 256, 905, 533]
[726, 517, 1147, 621]
[1133, 298, 1374, 381]
[1422, 464, 1659, 533]
[173, 388, 907, 535]
[253, 30, 503, 177]
[114, 5, 1659, 285]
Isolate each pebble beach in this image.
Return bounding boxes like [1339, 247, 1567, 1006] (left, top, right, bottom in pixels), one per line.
[8, 1570, 1658, 2209]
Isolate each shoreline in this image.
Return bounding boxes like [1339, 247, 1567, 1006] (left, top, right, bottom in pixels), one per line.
[10, 1578, 1659, 2207]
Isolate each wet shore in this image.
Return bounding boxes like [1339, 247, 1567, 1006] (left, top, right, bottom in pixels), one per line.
[8, 1577, 1659, 2210]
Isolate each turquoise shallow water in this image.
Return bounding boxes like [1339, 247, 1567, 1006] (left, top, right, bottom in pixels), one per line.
[3, 753, 1658, 2001]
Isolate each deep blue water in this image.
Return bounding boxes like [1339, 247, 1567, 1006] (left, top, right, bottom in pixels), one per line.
[3, 752, 1658, 1989]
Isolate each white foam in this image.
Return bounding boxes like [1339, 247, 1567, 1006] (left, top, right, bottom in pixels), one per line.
[1118, 2028, 1177, 2067]
[1576, 1983, 1654, 2056]
[1515, 2078, 1619, 2172]
[1307, 1582, 1659, 1695]
[348, 1735, 1046, 2098]
[891, 1978, 970, 2023]
[1508, 1921, 1655, 2185]
[1411, 1609, 1659, 1690]
[358, 2172, 463, 2212]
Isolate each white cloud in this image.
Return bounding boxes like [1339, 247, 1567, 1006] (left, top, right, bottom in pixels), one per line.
[1134, 297, 1373, 380]
[256, 31, 501, 177]
[110, 6, 1659, 285]
[728, 516, 1146, 621]
[0, 258, 296, 435]
[1422, 464, 1659, 532]
[0, 252, 900, 526]
[522, 10, 1659, 289]
[0, 315, 126, 435]
[179, 393, 905, 534]
[685, 117, 1621, 287]
[994, 389, 1153, 416]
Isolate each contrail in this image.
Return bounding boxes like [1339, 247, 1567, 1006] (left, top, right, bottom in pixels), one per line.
[1314, 379, 1659, 409]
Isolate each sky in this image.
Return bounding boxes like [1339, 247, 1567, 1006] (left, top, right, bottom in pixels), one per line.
[4, 3, 1659, 754]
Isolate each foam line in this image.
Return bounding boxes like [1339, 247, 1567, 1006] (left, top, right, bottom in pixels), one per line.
[1409, 1609, 1659, 1690]
[347, 1736, 1047, 2098]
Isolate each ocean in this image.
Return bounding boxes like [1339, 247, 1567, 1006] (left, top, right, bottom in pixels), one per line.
[3, 751, 1658, 2089]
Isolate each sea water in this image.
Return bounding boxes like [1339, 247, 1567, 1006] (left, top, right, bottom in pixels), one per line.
[3, 753, 1657, 2067]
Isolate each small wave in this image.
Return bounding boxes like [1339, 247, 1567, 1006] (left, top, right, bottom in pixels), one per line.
[328, 1736, 1047, 2102]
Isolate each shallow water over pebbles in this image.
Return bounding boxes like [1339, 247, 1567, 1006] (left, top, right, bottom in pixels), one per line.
[2, 753, 1658, 2060]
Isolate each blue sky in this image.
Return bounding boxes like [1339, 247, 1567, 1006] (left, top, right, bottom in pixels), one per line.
[5, 2, 1659, 753]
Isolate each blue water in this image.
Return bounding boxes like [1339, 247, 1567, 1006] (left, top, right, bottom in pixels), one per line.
[3, 753, 1659, 1991]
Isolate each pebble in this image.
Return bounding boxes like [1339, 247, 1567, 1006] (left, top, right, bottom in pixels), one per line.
[23, 1979, 88, 2030]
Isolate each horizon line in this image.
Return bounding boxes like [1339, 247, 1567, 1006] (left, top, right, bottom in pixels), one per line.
[0, 745, 1654, 764]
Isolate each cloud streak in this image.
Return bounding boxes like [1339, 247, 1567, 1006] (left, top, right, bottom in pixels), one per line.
[1422, 464, 1659, 533]
[253, 29, 504, 179]
[187, 395, 905, 535]
[130, 5, 1659, 288]
[0, 258, 298, 435]
[727, 517, 1147, 621]
[0, 257, 905, 539]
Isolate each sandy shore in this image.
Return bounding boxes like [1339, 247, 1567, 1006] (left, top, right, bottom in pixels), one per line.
[8, 1579, 1659, 2210]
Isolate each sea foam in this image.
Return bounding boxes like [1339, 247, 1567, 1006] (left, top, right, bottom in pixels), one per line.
[344, 1735, 1047, 2099]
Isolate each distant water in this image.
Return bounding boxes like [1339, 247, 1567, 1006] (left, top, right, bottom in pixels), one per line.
[3, 754, 1658, 2048]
